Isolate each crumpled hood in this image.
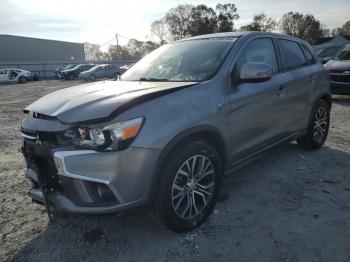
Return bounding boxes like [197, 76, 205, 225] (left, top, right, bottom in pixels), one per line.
[25, 80, 198, 123]
[324, 60, 350, 71]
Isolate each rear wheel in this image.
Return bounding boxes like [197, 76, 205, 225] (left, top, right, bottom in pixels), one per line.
[18, 76, 27, 83]
[297, 99, 330, 150]
[155, 140, 222, 233]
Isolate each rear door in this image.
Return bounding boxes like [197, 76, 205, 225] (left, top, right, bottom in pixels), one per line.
[228, 37, 292, 161]
[277, 39, 312, 131]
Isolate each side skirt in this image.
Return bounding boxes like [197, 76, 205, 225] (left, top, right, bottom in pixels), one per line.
[224, 130, 305, 176]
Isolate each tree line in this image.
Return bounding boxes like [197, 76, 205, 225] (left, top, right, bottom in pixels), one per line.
[85, 3, 350, 61]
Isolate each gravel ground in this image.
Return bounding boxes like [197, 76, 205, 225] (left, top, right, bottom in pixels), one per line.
[0, 80, 349, 262]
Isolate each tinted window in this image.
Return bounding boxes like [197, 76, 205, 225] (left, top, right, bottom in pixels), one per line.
[280, 39, 307, 69]
[302, 45, 315, 64]
[236, 38, 278, 73]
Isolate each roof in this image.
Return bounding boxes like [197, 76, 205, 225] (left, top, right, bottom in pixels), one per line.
[177, 31, 304, 42]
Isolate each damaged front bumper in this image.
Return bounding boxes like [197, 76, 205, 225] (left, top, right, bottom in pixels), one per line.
[21, 119, 160, 215]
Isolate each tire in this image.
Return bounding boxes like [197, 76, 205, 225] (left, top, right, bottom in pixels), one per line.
[68, 74, 75, 80]
[155, 140, 222, 233]
[89, 74, 96, 81]
[18, 76, 27, 83]
[297, 99, 330, 150]
[114, 72, 121, 80]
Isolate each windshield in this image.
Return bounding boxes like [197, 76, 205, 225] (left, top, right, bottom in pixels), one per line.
[121, 37, 237, 82]
[334, 48, 350, 61]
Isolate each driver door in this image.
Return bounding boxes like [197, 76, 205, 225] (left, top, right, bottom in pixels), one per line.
[228, 37, 291, 162]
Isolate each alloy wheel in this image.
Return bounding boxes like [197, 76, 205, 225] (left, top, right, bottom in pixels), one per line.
[172, 155, 215, 219]
[313, 105, 328, 145]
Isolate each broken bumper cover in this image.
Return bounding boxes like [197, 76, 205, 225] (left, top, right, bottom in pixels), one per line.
[24, 146, 160, 214]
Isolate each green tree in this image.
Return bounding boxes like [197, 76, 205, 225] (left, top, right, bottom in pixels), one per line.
[240, 13, 276, 32]
[216, 3, 239, 32]
[188, 5, 218, 36]
[107, 45, 131, 60]
[280, 12, 323, 44]
[165, 4, 193, 40]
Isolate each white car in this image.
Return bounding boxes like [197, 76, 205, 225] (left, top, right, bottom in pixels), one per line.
[0, 68, 33, 83]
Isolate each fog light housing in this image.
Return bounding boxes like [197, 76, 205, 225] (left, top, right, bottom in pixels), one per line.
[84, 181, 116, 203]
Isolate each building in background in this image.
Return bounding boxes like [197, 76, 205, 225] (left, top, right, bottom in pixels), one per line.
[0, 34, 85, 77]
[0, 34, 85, 62]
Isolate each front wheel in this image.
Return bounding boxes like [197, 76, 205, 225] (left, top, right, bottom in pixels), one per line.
[155, 140, 222, 233]
[297, 99, 330, 150]
[18, 76, 27, 83]
[89, 74, 96, 81]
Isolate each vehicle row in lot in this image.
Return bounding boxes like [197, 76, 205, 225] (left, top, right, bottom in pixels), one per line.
[324, 44, 350, 94]
[78, 64, 120, 81]
[0, 68, 34, 83]
[21, 32, 331, 232]
[55, 63, 134, 81]
[60, 64, 96, 80]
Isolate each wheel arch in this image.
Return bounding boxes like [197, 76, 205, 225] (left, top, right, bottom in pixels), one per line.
[149, 125, 228, 203]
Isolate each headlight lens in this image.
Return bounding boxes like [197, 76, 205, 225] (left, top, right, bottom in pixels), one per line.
[70, 117, 144, 151]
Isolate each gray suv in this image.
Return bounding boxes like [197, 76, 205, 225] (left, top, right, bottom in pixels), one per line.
[21, 32, 331, 232]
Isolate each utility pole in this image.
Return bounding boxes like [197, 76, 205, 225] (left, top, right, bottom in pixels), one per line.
[115, 34, 119, 47]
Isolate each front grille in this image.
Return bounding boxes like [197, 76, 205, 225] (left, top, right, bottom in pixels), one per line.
[21, 128, 72, 146]
[330, 74, 350, 83]
[22, 141, 62, 191]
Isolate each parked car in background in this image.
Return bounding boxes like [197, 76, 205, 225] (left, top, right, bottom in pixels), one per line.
[0, 68, 33, 83]
[314, 44, 346, 64]
[61, 64, 96, 80]
[21, 32, 331, 232]
[54, 64, 76, 79]
[324, 44, 350, 94]
[79, 64, 120, 81]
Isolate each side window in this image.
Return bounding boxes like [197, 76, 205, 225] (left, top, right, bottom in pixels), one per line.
[318, 46, 342, 58]
[302, 45, 315, 64]
[236, 38, 278, 73]
[279, 39, 307, 69]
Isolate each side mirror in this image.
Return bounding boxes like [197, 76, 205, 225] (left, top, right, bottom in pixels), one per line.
[239, 62, 274, 82]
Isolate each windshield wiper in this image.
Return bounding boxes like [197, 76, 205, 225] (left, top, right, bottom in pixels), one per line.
[139, 77, 169, 82]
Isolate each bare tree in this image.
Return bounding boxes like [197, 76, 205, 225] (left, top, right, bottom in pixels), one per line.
[84, 43, 103, 61]
[280, 12, 323, 44]
[151, 18, 167, 43]
[333, 19, 350, 35]
[240, 13, 276, 32]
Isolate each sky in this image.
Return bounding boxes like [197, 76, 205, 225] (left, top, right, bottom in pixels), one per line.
[0, 0, 349, 48]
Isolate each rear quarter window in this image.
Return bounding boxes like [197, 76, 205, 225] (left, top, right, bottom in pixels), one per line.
[302, 45, 316, 64]
[279, 39, 307, 69]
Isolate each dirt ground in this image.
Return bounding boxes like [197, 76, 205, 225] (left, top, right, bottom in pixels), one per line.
[0, 80, 349, 262]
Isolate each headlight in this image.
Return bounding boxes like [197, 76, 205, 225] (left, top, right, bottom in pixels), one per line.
[69, 117, 144, 151]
